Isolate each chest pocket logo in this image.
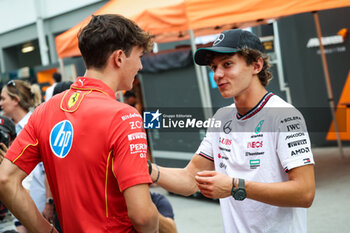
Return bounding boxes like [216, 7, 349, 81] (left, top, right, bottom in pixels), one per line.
[68, 92, 80, 108]
[49, 120, 74, 158]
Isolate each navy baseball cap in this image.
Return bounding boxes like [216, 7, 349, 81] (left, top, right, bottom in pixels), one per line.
[194, 29, 264, 65]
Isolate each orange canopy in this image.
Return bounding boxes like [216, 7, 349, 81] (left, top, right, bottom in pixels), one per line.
[55, 0, 350, 58]
[55, 0, 182, 58]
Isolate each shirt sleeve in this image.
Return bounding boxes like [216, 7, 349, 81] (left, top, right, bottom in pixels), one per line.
[5, 109, 41, 175]
[195, 131, 214, 161]
[276, 108, 315, 173]
[111, 107, 151, 192]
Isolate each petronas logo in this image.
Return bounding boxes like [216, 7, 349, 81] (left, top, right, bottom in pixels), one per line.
[255, 120, 264, 134]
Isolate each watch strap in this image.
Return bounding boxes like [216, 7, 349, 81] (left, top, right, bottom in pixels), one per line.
[238, 178, 245, 189]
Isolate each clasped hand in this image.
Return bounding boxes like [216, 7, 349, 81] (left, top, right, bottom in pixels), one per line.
[195, 171, 232, 199]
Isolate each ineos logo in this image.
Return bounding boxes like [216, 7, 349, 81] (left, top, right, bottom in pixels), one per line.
[213, 33, 225, 46]
[49, 120, 73, 158]
[223, 120, 232, 134]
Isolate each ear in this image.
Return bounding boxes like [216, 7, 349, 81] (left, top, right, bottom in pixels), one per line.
[113, 50, 125, 68]
[12, 96, 20, 105]
[252, 57, 264, 75]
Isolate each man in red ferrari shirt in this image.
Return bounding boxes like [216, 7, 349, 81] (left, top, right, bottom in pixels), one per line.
[0, 14, 159, 233]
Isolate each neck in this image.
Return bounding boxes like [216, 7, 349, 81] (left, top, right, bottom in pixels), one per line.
[12, 108, 28, 124]
[234, 82, 268, 116]
[84, 68, 119, 92]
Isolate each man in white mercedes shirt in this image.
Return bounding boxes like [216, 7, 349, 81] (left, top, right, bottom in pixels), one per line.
[149, 29, 315, 233]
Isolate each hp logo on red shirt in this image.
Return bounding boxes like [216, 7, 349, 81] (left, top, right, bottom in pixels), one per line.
[49, 120, 74, 158]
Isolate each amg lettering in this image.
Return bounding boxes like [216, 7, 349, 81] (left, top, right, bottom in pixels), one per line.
[291, 147, 310, 156]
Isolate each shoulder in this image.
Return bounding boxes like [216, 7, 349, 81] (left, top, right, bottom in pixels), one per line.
[111, 102, 142, 120]
[266, 95, 307, 131]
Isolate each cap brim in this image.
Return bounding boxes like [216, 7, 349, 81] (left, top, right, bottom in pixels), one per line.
[194, 47, 240, 65]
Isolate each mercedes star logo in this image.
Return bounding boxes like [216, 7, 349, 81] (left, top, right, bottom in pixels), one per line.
[213, 33, 225, 46]
[223, 120, 232, 134]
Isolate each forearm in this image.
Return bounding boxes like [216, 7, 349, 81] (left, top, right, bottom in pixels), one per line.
[151, 165, 198, 196]
[246, 179, 314, 207]
[246, 165, 315, 207]
[0, 169, 54, 232]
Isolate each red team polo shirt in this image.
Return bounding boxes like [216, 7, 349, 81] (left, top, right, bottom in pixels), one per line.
[6, 77, 151, 232]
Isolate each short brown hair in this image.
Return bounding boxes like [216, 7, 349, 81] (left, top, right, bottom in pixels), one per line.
[78, 14, 153, 69]
[205, 48, 272, 86]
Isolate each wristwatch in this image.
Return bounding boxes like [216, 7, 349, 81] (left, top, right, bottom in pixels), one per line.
[231, 178, 246, 201]
[46, 197, 54, 205]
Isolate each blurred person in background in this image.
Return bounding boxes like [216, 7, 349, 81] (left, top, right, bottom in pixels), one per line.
[0, 80, 41, 233]
[0, 115, 17, 233]
[123, 90, 142, 113]
[45, 72, 62, 101]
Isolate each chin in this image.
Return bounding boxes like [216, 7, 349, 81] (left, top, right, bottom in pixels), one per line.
[219, 91, 234, 99]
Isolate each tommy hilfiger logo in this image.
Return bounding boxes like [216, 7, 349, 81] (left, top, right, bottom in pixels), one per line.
[303, 158, 311, 164]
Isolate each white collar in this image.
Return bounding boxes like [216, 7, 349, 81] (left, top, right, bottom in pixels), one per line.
[16, 111, 32, 131]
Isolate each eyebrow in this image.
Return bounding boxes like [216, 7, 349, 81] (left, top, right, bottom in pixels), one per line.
[210, 55, 234, 66]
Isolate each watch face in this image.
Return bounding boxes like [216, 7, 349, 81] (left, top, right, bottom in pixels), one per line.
[234, 189, 246, 201]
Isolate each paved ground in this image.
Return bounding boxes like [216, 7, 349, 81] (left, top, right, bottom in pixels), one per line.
[150, 146, 350, 233]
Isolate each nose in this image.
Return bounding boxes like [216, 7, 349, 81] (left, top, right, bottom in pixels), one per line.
[138, 59, 143, 71]
[214, 67, 224, 82]
[139, 63, 143, 71]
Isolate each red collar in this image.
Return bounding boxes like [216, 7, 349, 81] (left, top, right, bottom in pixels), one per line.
[71, 77, 115, 98]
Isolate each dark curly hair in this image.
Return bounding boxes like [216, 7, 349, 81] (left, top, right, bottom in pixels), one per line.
[78, 14, 153, 69]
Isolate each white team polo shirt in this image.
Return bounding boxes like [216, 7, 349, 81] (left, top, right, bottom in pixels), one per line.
[196, 93, 314, 233]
